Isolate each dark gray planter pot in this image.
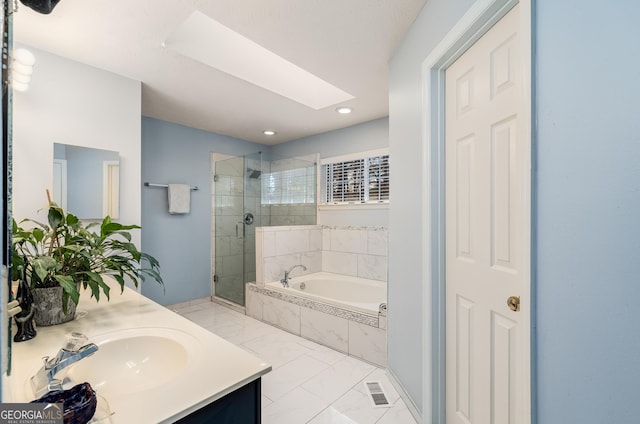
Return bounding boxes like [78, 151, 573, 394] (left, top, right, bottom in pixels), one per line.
[32, 286, 77, 326]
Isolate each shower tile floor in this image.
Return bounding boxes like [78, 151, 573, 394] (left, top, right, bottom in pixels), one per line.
[168, 298, 418, 424]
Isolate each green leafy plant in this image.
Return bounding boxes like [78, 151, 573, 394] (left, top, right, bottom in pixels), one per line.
[12, 203, 164, 312]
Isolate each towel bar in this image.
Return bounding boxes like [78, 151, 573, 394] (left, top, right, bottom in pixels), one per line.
[144, 182, 199, 191]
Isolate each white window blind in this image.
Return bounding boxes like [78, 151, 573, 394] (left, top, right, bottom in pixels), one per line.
[321, 154, 390, 205]
[261, 166, 316, 205]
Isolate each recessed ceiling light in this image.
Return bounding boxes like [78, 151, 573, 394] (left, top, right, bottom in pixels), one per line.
[263, 130, 276, 136]
[335, 106, 353, 114]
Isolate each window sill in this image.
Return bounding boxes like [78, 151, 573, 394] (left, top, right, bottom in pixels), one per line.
[318, 203, 389, 211]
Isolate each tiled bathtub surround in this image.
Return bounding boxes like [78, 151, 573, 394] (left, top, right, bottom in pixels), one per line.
[252, 225, 388, 366]
[247, 283, 387, 366]
[256, 225, 388, 285]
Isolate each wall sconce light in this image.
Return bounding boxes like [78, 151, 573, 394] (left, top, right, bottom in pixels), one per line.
[11, 48, 35, 92]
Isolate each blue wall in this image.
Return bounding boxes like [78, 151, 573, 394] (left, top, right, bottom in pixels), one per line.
[271, 117, 388, 159]
[535, 1, 640, 423]
[141, 117, 265, 305]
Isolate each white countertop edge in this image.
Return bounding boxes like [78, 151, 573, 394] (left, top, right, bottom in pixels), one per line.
[4, 278, 272, 423]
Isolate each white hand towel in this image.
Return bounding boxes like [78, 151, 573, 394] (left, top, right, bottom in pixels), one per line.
[168, 184, 191, 214]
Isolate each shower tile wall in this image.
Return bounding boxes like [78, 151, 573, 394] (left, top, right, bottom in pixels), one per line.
[243, 155, 264, 283]
[267, 156, 316, 226]
[213, 157, 245, 304]
[270, 204, 317, 226]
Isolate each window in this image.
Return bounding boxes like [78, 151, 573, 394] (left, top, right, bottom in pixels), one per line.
[320, 150, 390, 205]
[261, 166, 316, 205]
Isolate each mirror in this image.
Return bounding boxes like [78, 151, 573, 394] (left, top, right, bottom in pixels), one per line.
[53, 143, 120, 219]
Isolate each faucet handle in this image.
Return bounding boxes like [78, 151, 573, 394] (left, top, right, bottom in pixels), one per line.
[63, 332, 89, 352]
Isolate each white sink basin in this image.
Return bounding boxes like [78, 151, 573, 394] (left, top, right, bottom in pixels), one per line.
[42, 327, 202, 398]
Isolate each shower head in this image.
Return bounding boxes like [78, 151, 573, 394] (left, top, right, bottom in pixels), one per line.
[247, 168, 261, 179]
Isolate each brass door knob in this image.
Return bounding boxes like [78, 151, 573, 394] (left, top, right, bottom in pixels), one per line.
[507, 296, 520, 312]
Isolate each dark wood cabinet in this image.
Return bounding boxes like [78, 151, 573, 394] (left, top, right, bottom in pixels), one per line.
[175, 378, 261, 424]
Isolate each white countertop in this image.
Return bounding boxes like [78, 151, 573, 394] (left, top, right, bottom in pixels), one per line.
[3, 282, 271, 423]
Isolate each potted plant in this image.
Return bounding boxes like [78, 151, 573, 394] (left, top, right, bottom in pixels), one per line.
[11, 202, 164, 326]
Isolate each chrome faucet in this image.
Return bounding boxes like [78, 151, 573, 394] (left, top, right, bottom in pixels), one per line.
[30, 332, 99, 398]
[280, 264, 307, 287]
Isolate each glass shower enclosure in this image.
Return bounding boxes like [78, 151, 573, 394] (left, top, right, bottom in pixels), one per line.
[212, 152, 316, 307]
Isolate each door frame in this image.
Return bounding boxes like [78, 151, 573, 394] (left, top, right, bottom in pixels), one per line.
[420, 0, 533, 422]
[102, 160, 120, 219]
[52, 158, 68, 210]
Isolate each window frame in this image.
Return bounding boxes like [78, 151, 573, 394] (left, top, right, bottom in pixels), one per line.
[318, 148, 390, 209]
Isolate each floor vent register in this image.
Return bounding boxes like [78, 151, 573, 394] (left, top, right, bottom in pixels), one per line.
[364, 381, 391, 408]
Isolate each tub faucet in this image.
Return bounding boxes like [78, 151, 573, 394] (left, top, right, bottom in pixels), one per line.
[30, 332, 99, 398]
[281, 264, 307, 288]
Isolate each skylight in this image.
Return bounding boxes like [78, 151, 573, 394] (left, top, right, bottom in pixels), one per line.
[164, 11, 354, 110]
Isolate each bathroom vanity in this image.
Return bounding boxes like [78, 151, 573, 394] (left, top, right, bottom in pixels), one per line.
[3, 280, 271, 423]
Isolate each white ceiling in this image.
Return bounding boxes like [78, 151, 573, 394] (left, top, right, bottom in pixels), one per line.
[13, 0, 426, 144]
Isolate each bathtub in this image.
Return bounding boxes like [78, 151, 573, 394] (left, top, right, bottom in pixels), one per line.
[246, 272, 388, 365]
[266, 272, 386, 316]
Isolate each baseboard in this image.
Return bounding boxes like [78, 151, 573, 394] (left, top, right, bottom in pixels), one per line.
[386, 367, 423, 423]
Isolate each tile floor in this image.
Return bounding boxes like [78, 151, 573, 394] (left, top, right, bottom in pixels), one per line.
[168, 298, 418, 424]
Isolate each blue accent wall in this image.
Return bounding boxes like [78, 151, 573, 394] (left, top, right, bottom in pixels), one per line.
[141, 117, 266, 305]
[535, 1, 640, 423]
[271, 117, 388, 159]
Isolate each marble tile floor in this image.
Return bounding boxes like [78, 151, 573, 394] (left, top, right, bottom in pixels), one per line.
[168, 298, 418, 424]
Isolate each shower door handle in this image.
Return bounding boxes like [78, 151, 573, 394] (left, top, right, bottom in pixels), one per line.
[236, 222, 244, 239]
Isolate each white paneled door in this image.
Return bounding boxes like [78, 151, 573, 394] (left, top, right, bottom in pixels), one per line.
[445, 4, 529, 424]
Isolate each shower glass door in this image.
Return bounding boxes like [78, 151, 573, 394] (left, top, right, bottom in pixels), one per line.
[213, 153, 263, 307]
[213, 156, 246, 305]
[212, 152, 316, 307]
